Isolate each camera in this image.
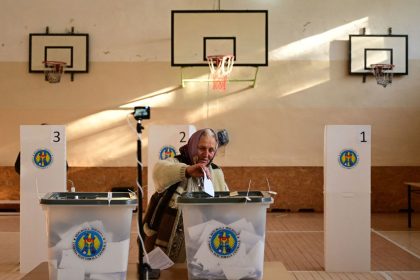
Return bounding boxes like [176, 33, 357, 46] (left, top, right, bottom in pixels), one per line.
[133, 106, 150, 120]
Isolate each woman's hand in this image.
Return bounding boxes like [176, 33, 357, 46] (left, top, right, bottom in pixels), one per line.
[185, 163, 211, 179]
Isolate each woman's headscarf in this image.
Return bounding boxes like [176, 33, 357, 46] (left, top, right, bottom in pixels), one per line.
[178, 128, 218, 165]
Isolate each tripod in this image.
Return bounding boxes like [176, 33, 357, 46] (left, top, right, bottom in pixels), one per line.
[135, 118, 160, 280]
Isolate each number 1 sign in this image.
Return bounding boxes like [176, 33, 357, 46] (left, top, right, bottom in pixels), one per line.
[324, 125, 371, 272]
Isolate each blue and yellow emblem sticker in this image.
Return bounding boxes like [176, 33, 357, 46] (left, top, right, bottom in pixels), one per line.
[32, 149, 53, 169]
[338, 149, 359, 169]
[208, 227, 240, 258]
[159, 145, 176, 160]
[73, 228, 106, 260]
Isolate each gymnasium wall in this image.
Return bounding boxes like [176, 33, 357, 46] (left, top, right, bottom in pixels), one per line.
[1, 0, 419, 211]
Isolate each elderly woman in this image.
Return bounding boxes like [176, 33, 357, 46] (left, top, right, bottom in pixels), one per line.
[144, 128, 228, 262]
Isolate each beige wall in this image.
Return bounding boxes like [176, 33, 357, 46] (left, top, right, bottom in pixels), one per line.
[1, 0, 420, 167]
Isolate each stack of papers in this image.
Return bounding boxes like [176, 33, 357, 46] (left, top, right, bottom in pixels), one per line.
[186, 218, 265, 279]
[48, 220, 130, 279]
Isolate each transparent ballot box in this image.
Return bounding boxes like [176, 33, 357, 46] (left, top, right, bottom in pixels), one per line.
[177, 191, 273, 280]
[40, 192, 137, 280]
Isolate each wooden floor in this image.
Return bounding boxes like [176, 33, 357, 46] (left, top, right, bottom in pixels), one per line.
[265, 213, 420, 280]
[1, 212, 419, 279]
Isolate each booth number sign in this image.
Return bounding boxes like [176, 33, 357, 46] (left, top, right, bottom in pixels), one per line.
[52, 130, 62, 143]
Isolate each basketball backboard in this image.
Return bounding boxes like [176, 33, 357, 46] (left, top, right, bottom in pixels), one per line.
[171, 10, 268, 67]
[349, 35, 408, 75]
[29, 33, 89, 73]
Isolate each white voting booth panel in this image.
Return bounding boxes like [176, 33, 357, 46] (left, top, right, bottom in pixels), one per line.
[324, 125, 371, 272]
[20, 125, 67, 273]
[147, 125, 196, 201]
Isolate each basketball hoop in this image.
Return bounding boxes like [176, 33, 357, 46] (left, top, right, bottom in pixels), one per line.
[371, 63, 394, 88]
[207, 55, 234, 91]
[43, 61, 66, 83]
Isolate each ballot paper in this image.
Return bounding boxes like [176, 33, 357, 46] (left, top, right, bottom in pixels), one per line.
[58, 222, 90, 243]
[54, 220, 113, 249]
[193, 240, 221, 272]
[197, 220, 226, 244]
[224, 242, 247, 265]
[238, 229, 261, 253]
[188, 219, 224, 242]
[143, 247, 174, 270]
[203, 169, 215, 197]
[50, 220, 114, 270]
[229, 218, 256, 234]
[59, 239, 130, 274]
[187, 220, 208, 241]
[186, 217, 265, 279]
[247, 240, 265, 269]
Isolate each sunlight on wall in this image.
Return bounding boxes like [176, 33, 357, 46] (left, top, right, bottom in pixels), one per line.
[270, 17, 368, 61]
[67, 110, 145, 166]
[183, 73, 213, 91]
[119, 86, 179, 108]
[67, 110, 132, 140]
[180, 18, 372, 118]
[111, 18, 372, 137]
[185, 105, 206, 124]
[278, 62, 330, 98]
[268, 18, 369, 98]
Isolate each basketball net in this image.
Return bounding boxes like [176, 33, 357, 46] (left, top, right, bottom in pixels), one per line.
[43, 61, 66, 83]
[207, 55, 234, 91]
[371, 64, 394, 88]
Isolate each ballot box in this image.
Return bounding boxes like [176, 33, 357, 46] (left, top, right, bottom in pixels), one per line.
[40, 192, 137, 280]
[177, 191, 273, 280]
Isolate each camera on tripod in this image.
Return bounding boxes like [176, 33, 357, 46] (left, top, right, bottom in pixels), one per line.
[133, 106, 150, 120]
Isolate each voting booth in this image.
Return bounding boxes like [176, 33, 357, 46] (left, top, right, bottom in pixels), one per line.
[20, 125, 67, 272]
[324, 125, 371, 272]
[147, 125, 196, 201]
[178, 191, 273, 280]
[40, 192, 137, 280]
